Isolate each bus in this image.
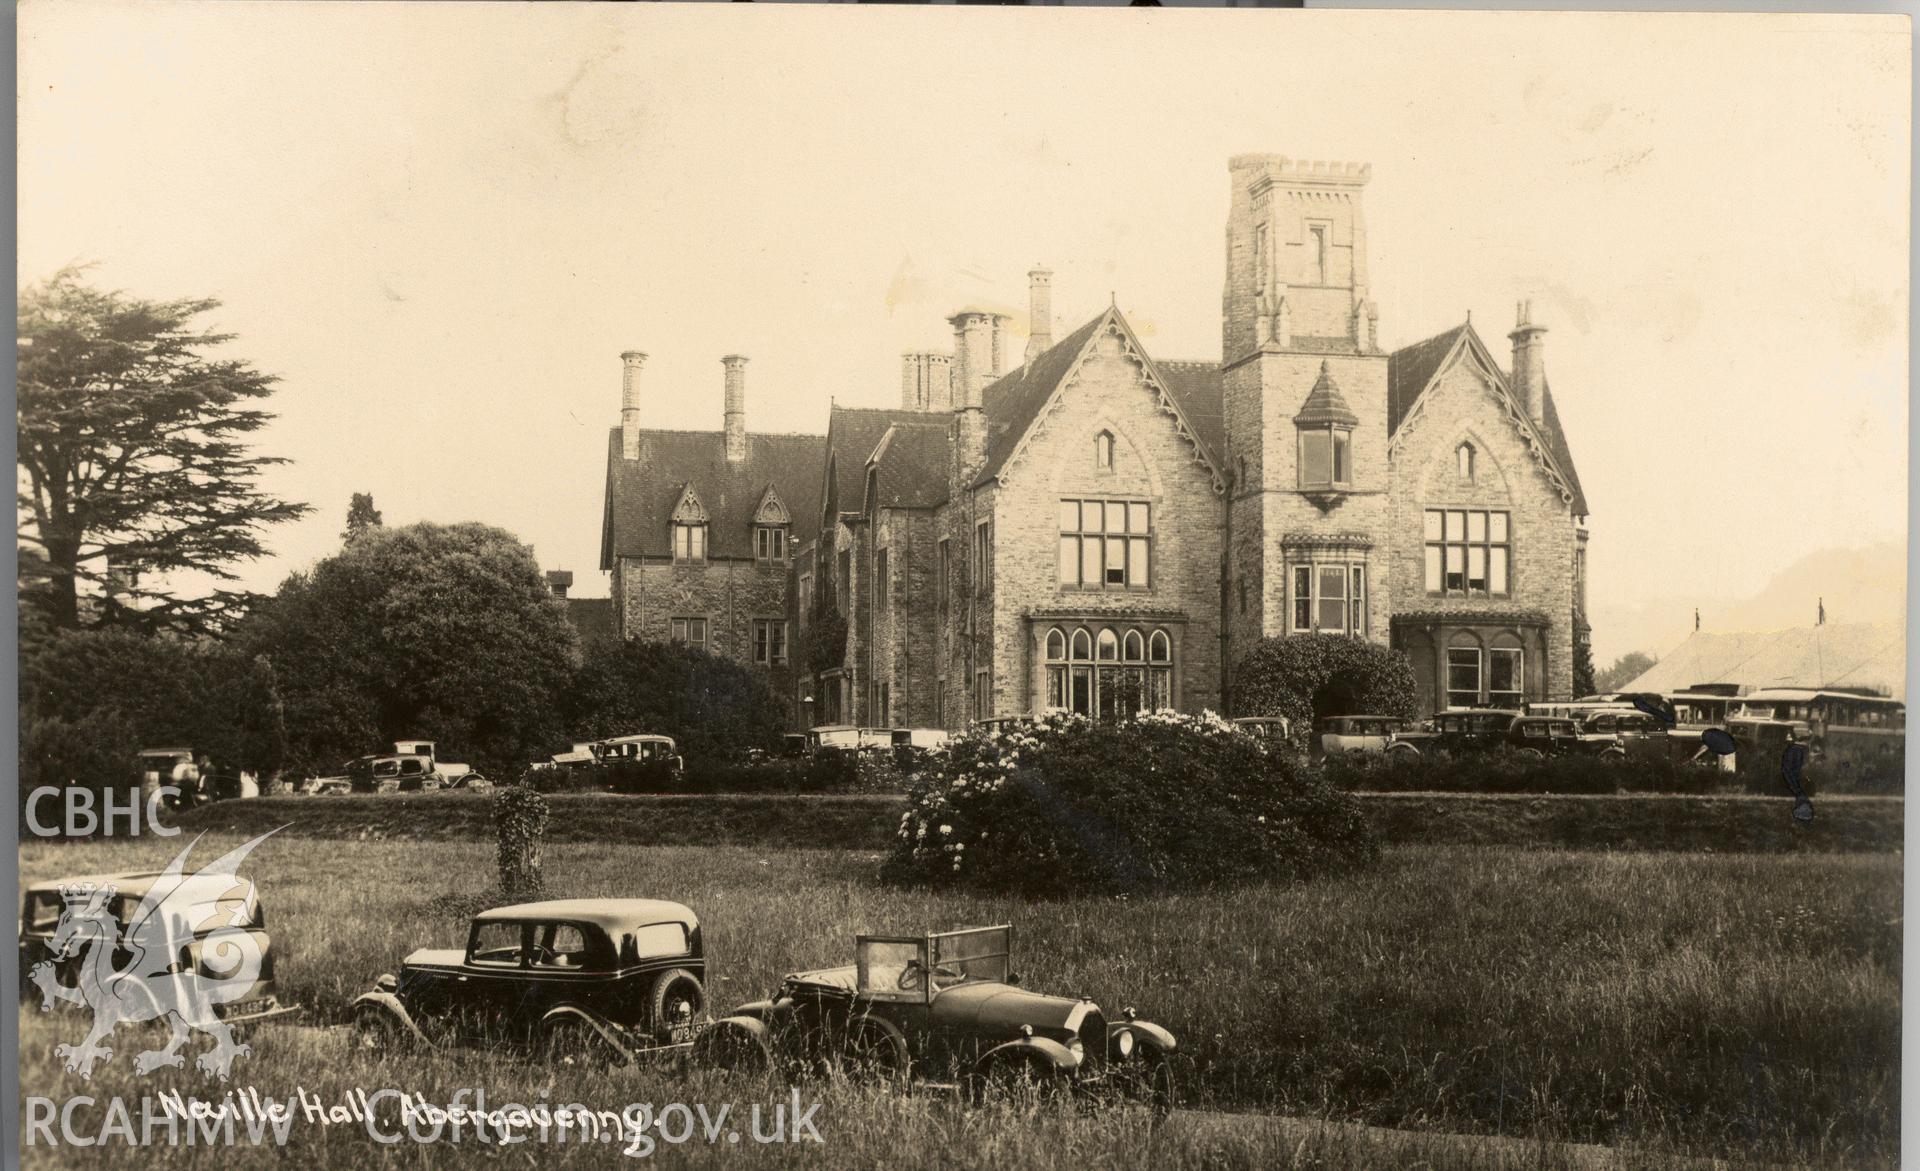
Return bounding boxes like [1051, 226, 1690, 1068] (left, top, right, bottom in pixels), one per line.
[1728, 688, 1904, 787]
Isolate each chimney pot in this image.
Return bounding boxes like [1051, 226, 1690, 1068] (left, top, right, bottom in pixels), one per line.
[1025, 268, 1054, 364]
[620, 350, 648, 460]
[1507, 306, 1548, 428]
[722, 355, 749, 462]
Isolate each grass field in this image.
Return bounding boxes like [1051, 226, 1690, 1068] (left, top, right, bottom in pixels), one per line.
[17, 835, 1900, 1168]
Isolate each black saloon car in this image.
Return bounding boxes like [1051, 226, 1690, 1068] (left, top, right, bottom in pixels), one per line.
[352, 898, 706, 1064]
[694, 925, 1176, 1112]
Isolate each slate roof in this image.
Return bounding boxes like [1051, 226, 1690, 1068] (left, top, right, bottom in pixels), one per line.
[600, 428, 826, 566]
[971, 310, 1226, 488]
[1622, 622, 1906, 702]
[1293, 361, 1361, 427]
[823, 406, 932, 523]
[975, 313, 1108, 486]
[863, 422, 952, 512]
[1151, 360, 1226, 467]
[1386, 321, 1589, 517]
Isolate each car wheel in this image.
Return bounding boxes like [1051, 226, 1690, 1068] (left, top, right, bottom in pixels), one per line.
[1515, 747, 1546, 761]
[1387, 743, 1420, 762]
[650, 968, 706, 1045]
[1600, 748, 1627, 765]
[1127, 1049, 1176, 1120]
[542, 1017, 623, 1070]
[692, 1019, 774, 1077]
[963, 1053, 1062, 1112]
[352, 1005, 407, 1053]
[839, 1016, 909, 1088]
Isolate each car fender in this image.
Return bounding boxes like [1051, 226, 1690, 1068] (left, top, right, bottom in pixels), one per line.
[350, 991, 433, 1045]
[1109, 1018, 1177, 1056]
[538, 1004, 635, 1060]
[974, 1035, 1080, 1076]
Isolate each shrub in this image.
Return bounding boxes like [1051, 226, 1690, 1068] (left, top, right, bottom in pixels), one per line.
[885, 710, 1377, 895]
[1232, 635, 1418, 751]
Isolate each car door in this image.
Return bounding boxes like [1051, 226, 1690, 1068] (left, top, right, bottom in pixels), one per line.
[460, 921, 533, 1044]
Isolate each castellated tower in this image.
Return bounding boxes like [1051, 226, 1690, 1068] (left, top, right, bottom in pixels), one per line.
[1221, 155, 1390, 680]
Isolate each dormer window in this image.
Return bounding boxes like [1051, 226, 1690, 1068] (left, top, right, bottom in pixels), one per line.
[1293, 361, 1360, 498]
[754, 525, 787, 563]
[1298, 426, 1352, 488]
[670, 484, 709, 563]
[1094, 430, 1115, 471]
[1457, 442, 1476, 481]
[672, 523, 707, 563]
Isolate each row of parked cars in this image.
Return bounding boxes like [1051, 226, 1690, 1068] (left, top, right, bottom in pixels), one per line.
[20, 873, 1175, 1111]
[1291, 700, 1738, 768]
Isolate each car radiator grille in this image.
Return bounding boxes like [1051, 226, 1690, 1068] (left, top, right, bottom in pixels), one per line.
[1077, 1010, 1107, 1073]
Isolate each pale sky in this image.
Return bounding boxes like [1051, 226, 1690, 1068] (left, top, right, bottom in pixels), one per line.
[18, 4, 1910, 664]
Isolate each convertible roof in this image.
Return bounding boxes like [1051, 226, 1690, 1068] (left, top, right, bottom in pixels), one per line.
[476, 898, 696, 929]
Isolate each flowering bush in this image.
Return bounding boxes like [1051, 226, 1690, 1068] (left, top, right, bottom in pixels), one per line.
[883, 710, 1376, 895]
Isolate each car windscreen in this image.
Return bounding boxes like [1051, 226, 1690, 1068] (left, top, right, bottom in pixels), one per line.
[932, 927, 1011, 987]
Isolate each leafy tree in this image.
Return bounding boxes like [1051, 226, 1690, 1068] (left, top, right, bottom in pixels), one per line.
[1232, 635, 1418, 749]
[342, 493, 384, 543]
[1595, 650, 1658, 693]
[568, 639, 786, 763]
[18, 628, 288, 821]
[16, 268, 309, 636]
[240, 521, 580, 778]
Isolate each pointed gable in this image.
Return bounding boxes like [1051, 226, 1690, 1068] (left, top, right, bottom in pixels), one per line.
[973, 307, 1226, 492]
[670, 483, 708, 524]
[752, 485, 790, 526]
[1386, 320, 1588, 516]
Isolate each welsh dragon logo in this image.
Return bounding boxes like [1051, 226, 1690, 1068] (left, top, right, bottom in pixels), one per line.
[28, 830, 280, 1081]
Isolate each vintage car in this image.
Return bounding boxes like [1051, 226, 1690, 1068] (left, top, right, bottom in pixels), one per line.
[597, 735, 685, 772]
[351, 898, 707, 1064]
[1231, 716, 1293, 745]
[1312, 714, 1410, 757]
[694, 925, 1176, 1112]
[1501, 715, 1584, 757]
[18, 869, 299, 1026]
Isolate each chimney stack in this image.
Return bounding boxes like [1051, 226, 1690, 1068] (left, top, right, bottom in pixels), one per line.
[1508, 301, 1548, 427]
[722, 355, 748, 462]
[1025, 268, 1054, 363]
[620, 350, 647, 460]
[901, 352, 953, 412]
[990, 316, 1007, 379]
[950, 310, 994, 478]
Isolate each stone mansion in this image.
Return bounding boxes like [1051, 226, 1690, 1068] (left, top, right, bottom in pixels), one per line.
[598, 154, 1592, 726]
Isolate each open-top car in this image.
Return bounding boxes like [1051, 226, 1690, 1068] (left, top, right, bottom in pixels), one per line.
[693, 925, 1176, 1112]
[352, 898, 707, 1065]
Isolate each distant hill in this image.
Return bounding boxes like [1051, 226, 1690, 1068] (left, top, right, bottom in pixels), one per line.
[1590, 541, 1906, 666]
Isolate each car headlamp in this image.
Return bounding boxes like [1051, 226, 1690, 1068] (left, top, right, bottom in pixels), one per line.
[1067, 1036, 1084, 1061]
[1115, 1028, 1135, 1059]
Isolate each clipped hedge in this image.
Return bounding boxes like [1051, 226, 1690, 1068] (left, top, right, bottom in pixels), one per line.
[1324, 745, 1881, 798]
[521, 752, 885, 795]
[885, 710, 1377, 895]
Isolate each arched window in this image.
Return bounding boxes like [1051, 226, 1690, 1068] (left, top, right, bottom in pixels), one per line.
[1457, 442, 1475, 481]
[1147, 629, 1173, 710]
[1122, 630, 1145, 662]
[1094, 431, 1116, 471]
[1067, 628, 1095, 716]
[1096, 628, 1119, 661]
[1044, 628, 1069, 709]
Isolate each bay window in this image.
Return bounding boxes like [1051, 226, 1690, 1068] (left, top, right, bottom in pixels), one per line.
[1297, 425, 1352, 489]
[1044, 624, 1174, 718]
[1289, 562, 1367, 635]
